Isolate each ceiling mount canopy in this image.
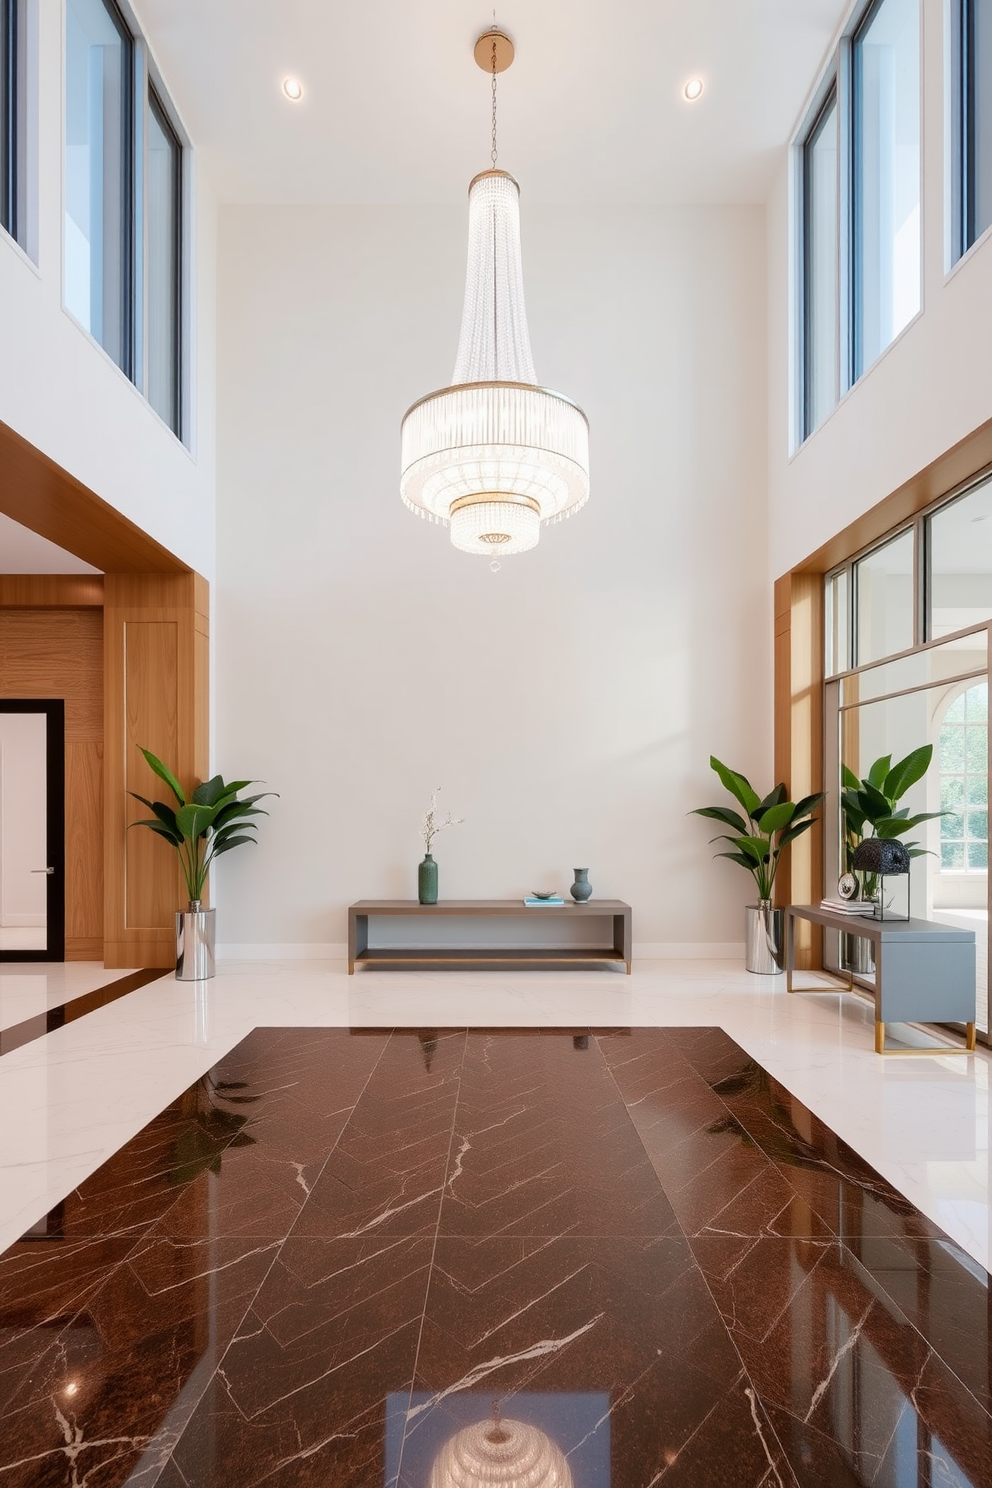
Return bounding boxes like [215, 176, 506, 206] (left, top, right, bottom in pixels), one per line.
[400, 26, 590, 569]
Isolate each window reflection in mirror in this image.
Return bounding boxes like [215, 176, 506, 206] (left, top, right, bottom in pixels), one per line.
[825, 568, 849, 676]
[854, 528, 914, 666]
[928, 479, 992, 639]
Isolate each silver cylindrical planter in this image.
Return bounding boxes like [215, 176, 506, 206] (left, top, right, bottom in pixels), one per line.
[744, 902, 784, 975]
[842, 931, 876, 978]
[176, 902, 216, 981]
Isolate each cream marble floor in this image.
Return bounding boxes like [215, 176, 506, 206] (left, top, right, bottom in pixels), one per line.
[0, 958, 988, 1280]
[0, 961, 140, 1032]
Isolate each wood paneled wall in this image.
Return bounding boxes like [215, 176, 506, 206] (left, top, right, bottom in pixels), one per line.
[774, 572, 824, 970]
[0, 595, 104, 959]
[1, 427, 209, 970]
[104, 573, 209, 968]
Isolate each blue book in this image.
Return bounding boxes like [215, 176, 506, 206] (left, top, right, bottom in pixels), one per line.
[524, 896, 565, 907]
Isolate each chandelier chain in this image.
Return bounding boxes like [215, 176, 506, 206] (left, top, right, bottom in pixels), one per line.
[491, 30, 498, 166]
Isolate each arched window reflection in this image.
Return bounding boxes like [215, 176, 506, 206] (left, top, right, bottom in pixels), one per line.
[939, 682, 988, 871]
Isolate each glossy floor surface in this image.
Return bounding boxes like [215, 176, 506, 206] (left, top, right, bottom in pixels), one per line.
[2, 1024, 990, 1487]
[0, 970, 168, 1056]
[0, 964, 140, 1032]
[2, 960, 989, 1280]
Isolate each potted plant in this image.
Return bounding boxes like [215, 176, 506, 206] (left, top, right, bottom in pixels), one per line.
[840, 746, 945, 972]
[130, 748, 276, 980]
[692, 757, 824, 974]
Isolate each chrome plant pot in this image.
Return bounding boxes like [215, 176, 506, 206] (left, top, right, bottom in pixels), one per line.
[842, 930, 876, 978]
[176, 902, 216, 981]
[745, 902, 784, 975]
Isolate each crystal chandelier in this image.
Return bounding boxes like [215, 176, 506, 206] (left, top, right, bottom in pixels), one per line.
[429, 1411, 574, 1488]
[400, 27, 590, 566]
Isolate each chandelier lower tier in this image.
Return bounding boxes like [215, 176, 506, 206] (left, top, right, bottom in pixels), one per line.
[400, 37, 590, 562]
[400, 378, 589, 556]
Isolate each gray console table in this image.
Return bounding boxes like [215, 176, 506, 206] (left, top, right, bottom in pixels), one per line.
[786, 904, 977, 1055]
[348, 900, 632, 974]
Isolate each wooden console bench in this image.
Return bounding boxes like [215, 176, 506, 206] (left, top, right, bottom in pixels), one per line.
[347, 900, 633, 973]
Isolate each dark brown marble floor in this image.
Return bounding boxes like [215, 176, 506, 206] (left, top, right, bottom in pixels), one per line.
[0, 1027, 989, 1487]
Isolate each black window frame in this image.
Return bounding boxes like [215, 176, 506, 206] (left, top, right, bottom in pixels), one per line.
[1, 0, 18, 242]
[954, 0, 992, 257]
[851, 0, 880, 385]
[802, 83, 839, 442]
[960, 0, 977, 251]
[147, 83, 183, 436]
[105, 0, 135, 381]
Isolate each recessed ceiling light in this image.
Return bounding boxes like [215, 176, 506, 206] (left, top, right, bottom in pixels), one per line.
[282, 78, 303, 101]
[683, 77, 704, 102]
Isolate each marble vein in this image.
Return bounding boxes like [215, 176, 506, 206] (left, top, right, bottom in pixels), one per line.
[745, 1387, 786, 1488]
[404, 1315, 606, 1420]
[804, 1303, 871, 1422]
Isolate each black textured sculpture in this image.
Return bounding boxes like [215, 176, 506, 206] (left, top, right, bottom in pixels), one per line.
[852, 838, 911, 876]
[852, 838, 911, 920]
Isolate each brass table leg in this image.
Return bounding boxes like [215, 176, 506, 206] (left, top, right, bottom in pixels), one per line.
[876, 1018, 977, 1055]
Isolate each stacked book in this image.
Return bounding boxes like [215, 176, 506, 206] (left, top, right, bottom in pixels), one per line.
[523, 896, 565, 907]
[820, 898, 876, 917]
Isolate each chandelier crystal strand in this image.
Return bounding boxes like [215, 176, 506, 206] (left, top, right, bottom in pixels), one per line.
[399, 28, 590, 560]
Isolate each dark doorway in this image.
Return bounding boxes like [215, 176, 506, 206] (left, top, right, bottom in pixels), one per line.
[0, 699, 65, 961]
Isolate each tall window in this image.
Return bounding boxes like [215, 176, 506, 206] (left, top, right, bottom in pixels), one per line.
[0, 0, 24, 245]
[852, 0, 921, 377]
[64, 0, 187, 438]
[940, 682, 989, 870]
[802, 89, 839, 437]
[64, 0, 132, 372]
[797, 0, 921, 445]
[955, 0, 992, 254]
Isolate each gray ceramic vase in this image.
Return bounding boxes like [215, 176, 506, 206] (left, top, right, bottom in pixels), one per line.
[570, 868, 592, 904]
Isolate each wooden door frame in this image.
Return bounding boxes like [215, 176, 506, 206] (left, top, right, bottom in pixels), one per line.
[0, 418, 209, 967]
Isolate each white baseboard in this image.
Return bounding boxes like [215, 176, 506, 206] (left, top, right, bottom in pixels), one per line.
[216, 942, 744, 963]
[216, 944, 347, 960]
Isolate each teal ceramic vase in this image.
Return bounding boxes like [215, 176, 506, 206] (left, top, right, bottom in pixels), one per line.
[570, 868, 592, 904]
[418, 853, 438, 905]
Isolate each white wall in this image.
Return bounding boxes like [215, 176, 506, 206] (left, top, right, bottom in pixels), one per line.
[0, 1, 216, 579]
[768, 0, 992, 580]
[0, 712, 47, 929]
[213, 202, 771, 954]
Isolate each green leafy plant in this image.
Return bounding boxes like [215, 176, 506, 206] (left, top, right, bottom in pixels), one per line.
[841, 746, 945, 895]
[130, 747, 276, 905]
[691, 756, 824, 904]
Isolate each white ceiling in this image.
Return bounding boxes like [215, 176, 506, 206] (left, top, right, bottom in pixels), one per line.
[134, 0, 848, 205]
[0, 513, 102, 573]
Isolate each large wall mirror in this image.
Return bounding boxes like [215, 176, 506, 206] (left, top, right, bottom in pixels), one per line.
[824, 475, 992, 1041]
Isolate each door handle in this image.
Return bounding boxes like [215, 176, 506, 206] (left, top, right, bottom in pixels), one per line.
[31, 868, 55, 875]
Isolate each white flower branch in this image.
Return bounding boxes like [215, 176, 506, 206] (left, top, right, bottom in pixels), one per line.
[422, 786, 464, 854]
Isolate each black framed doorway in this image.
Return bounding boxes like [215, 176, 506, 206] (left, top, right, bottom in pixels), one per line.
[0, 699, 65, 961]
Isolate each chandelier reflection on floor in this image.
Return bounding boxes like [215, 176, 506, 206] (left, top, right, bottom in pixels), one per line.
[429, 1405, 574, 1487]
[400, 26, 590, 565]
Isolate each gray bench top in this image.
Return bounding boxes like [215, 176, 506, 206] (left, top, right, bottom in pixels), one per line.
[789, 904, 976, 943]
